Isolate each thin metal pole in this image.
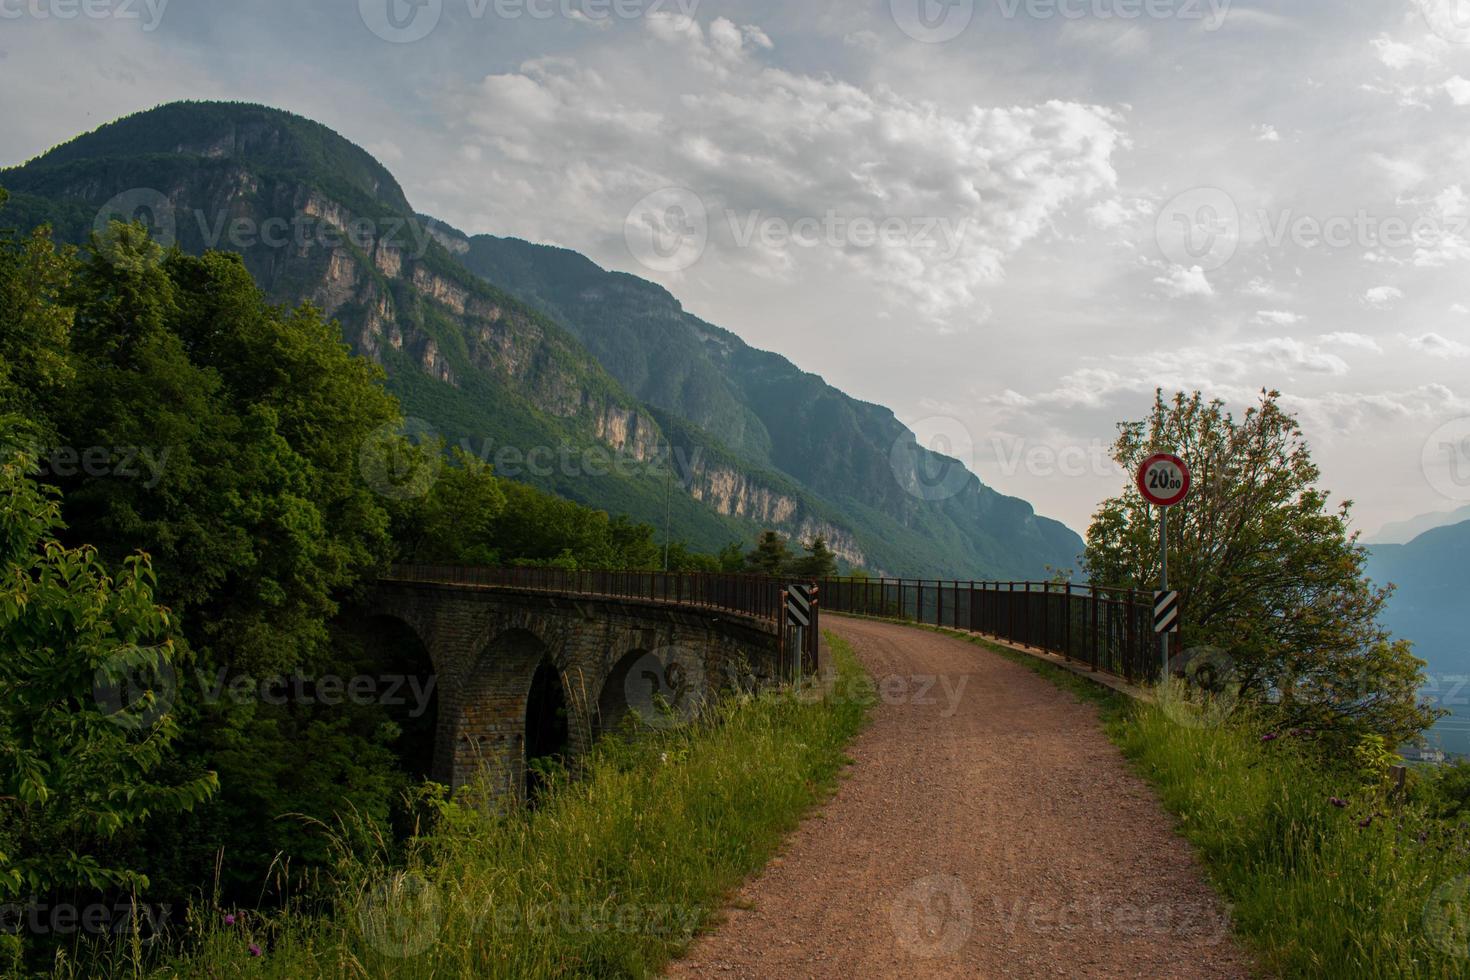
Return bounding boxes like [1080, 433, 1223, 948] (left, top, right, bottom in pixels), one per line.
[662, 445, 672, 572]
[1159, 505, 1170, 682]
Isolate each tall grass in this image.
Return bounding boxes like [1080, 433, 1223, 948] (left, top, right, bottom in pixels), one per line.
[1111, 694, 1470, 979]
[78, 634, 869, 979]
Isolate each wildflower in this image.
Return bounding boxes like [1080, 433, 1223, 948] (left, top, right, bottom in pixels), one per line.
[1261, 732, 1280, 743]
[224, 914, 236, 926]
[1329, 797, 1347, 808]
[249, 944, 262, 957]
[1358, 816, 1373, 829]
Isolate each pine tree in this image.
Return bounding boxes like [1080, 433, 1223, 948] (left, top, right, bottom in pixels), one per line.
[745, 531, 791, 575]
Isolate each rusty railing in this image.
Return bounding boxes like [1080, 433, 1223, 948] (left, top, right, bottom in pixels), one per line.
[380, 566, 1165, 685]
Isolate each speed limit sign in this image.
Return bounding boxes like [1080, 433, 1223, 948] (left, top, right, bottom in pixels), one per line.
[1137, 453, 1191, 508]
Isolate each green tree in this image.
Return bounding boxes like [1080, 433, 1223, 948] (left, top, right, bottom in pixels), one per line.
[0, 189, 75, 421]
[745, 531, 791, 575]
[715, 542, 746, 573]
[58, 228, 399, 677]
[664, 541, 719, 573]
[789, 536, 838, 579]
[44, 223, 407, 894]
[0, 422, 216, 900]
[395, 449, 507, 565]
[1083, 390, 1437, 745]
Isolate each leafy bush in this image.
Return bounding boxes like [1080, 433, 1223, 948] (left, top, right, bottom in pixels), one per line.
[0, 422, 216, 905]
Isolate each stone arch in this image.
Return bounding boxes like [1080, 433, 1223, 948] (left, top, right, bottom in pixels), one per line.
[596, 642, 710, 736]
[524, 658, 570, 801]
[597, 647, 654, 736]
[452, 627, 589, 803]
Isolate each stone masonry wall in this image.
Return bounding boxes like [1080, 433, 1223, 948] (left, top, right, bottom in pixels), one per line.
[367, 583, 780, 804]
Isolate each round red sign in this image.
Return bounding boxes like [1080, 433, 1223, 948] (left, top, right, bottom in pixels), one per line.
[1137, 453, 1191, 508]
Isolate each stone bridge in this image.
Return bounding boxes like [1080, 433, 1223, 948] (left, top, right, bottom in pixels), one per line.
[363, 570, 795, 803]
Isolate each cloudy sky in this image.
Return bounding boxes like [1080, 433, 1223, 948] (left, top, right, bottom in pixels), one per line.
[2, 0, 1468, 537]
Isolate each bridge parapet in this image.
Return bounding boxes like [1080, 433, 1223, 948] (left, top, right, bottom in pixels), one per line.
[366, 567, 807, 802]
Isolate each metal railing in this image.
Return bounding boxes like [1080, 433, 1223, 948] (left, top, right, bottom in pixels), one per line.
[814, 578, 1163, 684]
[383, 564, 790, 626]
[380, 566, 1167, 685]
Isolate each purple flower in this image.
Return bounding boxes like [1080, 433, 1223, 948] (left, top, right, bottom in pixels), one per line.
[224, 914, 236, 926]
[248, 944, 262, 958]
[1261, 733, 1280, 743]
[1358, 816, 1374, 829]
[1330, 797, 1348, 808]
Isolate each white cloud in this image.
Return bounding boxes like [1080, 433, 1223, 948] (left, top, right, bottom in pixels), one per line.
[1319, 332, 1383, 353]
[367, 140, 404, 163]
[448, 23, 1124, 320]
[1447, 76, 1470, 106]
[1242, 277, 1284, 299]
[1371, 34, 1439, 70]
[1251, 310, 1304, 326]
[1364, 285, 1404, 308]
[1254, 124, 1281, 142]
[991, 337, 1354, 417]
[1409, 332, 1470, 357]
[1086, 196, 1153, 231]
[1371, 154, 1428, 193]
[1154, 264, 1214, 298]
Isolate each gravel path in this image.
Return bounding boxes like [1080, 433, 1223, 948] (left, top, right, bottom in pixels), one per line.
[665, 615, 1255, 979]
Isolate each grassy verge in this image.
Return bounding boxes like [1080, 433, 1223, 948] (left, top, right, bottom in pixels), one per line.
[113, 633, 869, 979]
[909, 618, 1470, 979]
[1112, 701, 1470, 979]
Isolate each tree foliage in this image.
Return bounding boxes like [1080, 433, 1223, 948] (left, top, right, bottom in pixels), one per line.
[394, 450, 671, 570]
[58, 228, 400, 678]
[789, 536, 839, 579]
[741, 531, 839, 579]
[1084, 390, 1437, 745]
[0, 423, 216, 900]
[745, 531, 791, 575]
[0, 189, 74, 421]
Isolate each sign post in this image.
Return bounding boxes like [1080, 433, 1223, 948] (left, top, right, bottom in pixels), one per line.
[1137, 453, 1191, 682]
[786, 584, 815, 686]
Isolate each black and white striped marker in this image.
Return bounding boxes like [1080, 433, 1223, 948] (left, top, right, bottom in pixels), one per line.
[1154, 591, 1181, 635]
[786, 584, 813, 628]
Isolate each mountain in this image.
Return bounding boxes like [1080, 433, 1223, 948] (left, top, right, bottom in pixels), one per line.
[1366, 505, 1470, 546]
[1, 100, 1082, 578]
[1366, 521, 1470, 751]
[442, 229, 1083, 578]
[1367, 521, 1468, 668]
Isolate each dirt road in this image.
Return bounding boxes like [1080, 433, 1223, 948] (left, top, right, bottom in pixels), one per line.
[665, 616, 1254, 979]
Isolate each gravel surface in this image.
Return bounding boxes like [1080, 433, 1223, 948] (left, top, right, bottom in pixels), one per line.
[665, 615, 1256, 979]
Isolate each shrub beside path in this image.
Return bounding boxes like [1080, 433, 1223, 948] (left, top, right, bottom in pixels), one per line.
[666, 615, 1257, 979]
